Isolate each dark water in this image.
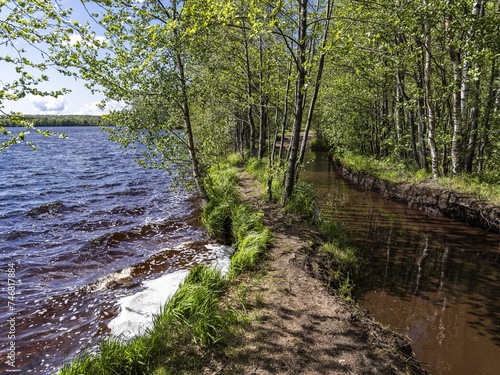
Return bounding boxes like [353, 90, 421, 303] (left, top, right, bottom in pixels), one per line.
[302, 153, 500, 375]
[0, 127, 217, 374]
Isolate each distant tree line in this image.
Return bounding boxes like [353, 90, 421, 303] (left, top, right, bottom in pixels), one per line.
[1, 115, 109, 127]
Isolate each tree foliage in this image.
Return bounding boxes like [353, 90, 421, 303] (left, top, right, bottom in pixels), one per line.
[0, 1, 73, 150]
[6, 0, 500, 198]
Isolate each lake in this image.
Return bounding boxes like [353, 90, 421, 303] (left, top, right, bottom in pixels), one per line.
[0, 127, 229, 374]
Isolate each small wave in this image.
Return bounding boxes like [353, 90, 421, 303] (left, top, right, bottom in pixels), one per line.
[27, 202, 67, 218]
[106, 188, 148, 198]
[51, 220, 186, 266]
[87, 267, 136, 293]
[1, 229, 35, 240]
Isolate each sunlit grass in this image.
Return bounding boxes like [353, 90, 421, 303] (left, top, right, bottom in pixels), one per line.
[62, 160, 272, 374]
[60, 266, 235, 375]
[229, 228, 272, 278]
[338, 152, 500, 205]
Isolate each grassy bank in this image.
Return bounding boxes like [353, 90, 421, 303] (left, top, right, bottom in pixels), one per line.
[60, 161, 271, 375]
[244, 155, 363, 302]
[336, 151, 500, 206]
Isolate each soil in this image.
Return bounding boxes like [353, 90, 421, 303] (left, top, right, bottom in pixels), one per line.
[209, 171, 428, 375]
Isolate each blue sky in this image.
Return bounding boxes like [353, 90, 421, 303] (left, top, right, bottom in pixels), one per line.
[1, 1, 121, 116]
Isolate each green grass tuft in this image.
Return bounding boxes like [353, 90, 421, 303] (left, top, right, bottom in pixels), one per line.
[230, 203, 264, 245]
[60, 266, 235, 375]
[285, 181, 318, 222]
[229, 228, 272, 278]
[202, 201, 232, 242]
[227, 153, 244, 167]
[317, 216, 350, 247]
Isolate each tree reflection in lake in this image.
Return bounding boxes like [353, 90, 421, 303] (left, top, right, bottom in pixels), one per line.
[301, 151, 500, 375]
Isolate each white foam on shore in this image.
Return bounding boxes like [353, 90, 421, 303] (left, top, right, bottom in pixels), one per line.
[108, 243, 234, 339]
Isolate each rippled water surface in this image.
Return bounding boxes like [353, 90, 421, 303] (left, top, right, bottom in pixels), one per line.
[302, 152, 500, 375]
[0, 127, 215, 374]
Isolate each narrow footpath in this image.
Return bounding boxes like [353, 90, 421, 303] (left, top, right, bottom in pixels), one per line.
[213, 171, 427, 374]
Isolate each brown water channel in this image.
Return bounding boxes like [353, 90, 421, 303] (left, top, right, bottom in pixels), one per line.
[301, 152, 500, 375]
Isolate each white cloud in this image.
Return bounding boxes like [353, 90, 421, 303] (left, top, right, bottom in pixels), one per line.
[29, 95, 66, 113]
[74, 100, 126, 115]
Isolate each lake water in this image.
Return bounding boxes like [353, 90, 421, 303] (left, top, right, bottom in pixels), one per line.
[0, 127, 228, 374]
[302, 152, 500, 375]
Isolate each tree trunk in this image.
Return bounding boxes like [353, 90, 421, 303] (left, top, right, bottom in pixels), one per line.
[478, 56, 499, 172]
[464, 0, 485, 172]
[174, 46, 209, 204]
[283, 0, 307, 203]
[424, 0, 439, 178]
[258, 37, 267, 159]
[445, 7, 463, 176]
[242, 22, 256, 157]
[298, 0, 332, 166]
[279, 60, 293, 160]
[414, 54, 428, 171]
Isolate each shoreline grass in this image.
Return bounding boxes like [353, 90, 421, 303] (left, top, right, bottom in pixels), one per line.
[60, 160, 271, 375]
[244, 155, 364, 302]
[336, 151, 500, 206]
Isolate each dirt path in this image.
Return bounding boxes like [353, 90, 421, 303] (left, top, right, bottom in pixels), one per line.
[218, 171, 426, 375]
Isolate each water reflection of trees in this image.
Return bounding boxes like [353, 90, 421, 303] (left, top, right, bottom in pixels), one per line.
[347, 200, 500, 349]
[303, 155, 500, 349]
